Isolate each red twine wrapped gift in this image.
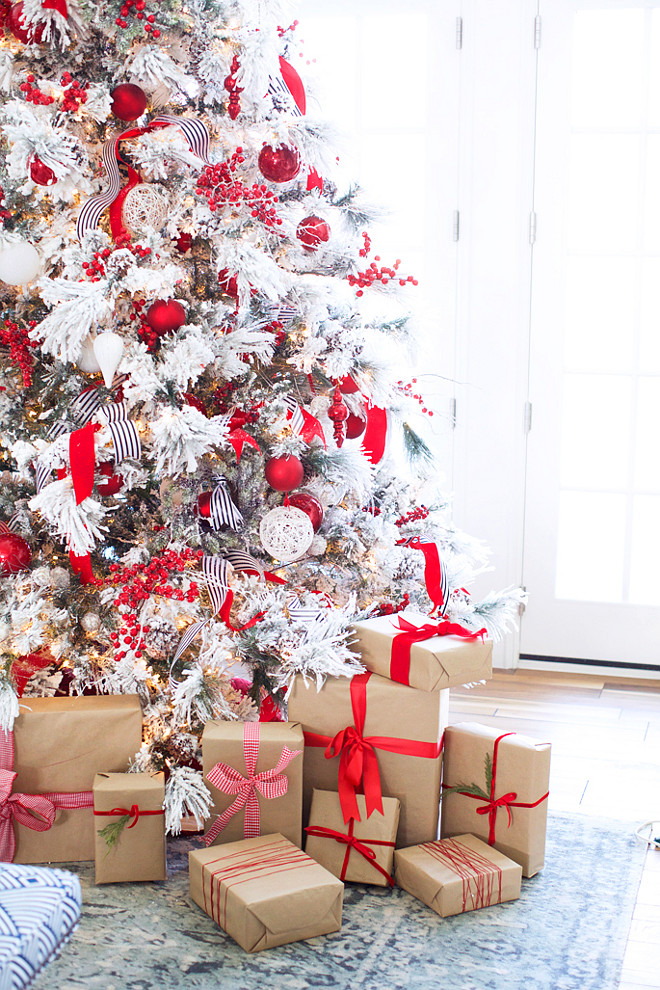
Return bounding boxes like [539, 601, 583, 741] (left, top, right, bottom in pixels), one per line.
[305, 820, 395, 886]
[303, 672, 443, 823]
[0, 728, 93, 862]
[444, 732, 549, 846]
[203, 722, 301, 845]
[419, 837, 503, 912]
[389, 614, 487, 686]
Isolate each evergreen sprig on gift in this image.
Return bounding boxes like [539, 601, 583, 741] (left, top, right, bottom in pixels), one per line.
[441, 752, 493, 802]
[98, 815, 131, 853]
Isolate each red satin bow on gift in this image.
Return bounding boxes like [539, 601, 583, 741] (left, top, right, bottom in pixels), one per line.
[389, 615, 487, 686]
[93, 804, 164, 828]
[203, 722, 301, 846]
[0, 768, 56, 862]
[305, 820, 395, 886]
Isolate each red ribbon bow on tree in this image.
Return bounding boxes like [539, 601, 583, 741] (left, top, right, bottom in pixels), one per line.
[305, 820, 395, 886]
[203, 722, 301, 845]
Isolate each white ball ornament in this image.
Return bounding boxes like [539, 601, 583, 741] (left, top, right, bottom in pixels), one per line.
[77, 335, 102, 374]
[259, 505, 314, 563]
[81, 612, 101, 633]
[93, 331, 124, 388]
[0, 241, 41, 285]
[121, 184, 168, 234]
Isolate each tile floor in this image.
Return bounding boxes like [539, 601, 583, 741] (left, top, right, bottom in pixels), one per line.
[448, 668, 660, 990]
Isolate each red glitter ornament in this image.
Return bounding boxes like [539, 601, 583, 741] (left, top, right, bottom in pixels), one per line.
[7, 3, 44, 43]
[145, 299, 186, 336]
[97, 461, 123, 496]
[296, 215, 330, 251]
[345, 411, 367, 440]
[29, 156, 56, 186]
[196, 491, 212, 518]
[0, 531, 31, 575]
[257, 144, 301, 183]
[287, 492, 323, 532]
[264, 455, 304, 491]
[110, 83, 147, 122]
[328, 387, 349, 448]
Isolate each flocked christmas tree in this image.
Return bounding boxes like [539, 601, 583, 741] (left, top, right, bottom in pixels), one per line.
[0, 0, 524, 832]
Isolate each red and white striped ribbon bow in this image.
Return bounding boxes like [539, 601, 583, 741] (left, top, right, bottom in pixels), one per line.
[203, 722, 301, 846]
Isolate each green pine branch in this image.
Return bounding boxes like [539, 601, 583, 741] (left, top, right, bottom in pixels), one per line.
[98, 814, 130, 854]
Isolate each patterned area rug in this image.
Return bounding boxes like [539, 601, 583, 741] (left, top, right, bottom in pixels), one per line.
[29, 812, 644, 990]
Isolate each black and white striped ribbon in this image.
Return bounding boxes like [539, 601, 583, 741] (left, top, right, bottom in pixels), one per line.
[267, 74, 303, 117]
[69, 387, 104, 427]
[264, 302, 299, 324]
[221, 548, 265, 579]
[171, 556, 230, 667]
[282, 394, 304, 434]
[286, 595, 328, 626]
[97, 402, 141, 463]
[209, 479, 243, 531]
[34, 420, 68, 493]
[76, 115, 212, 241]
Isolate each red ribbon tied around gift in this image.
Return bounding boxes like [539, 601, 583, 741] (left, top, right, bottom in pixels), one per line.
[389, 615, 487, 686]
[203, 722, 302, 846]
[93, 805, 165, 828]
[453, 732, 549, 846]
[304, 672, 443, 824]
[305, 820, 395, 886]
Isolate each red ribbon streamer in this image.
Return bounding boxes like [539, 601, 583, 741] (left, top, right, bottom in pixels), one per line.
[447, 732, 549, 846]
[93, 804, 164, 829]
[226, 428, 261, 462]
[42, 0, 68, 14]
[69, 421, 98, 505]
[389, 615, 487, 686]
[305, 819, 395, 886]
[108, 164, 141, 241]
[395, 538, 446, 615]
[69, 550, 94, 584]
[303, 671, 443, 823]
[300, 408, 326, 447]
[306, 167, 323, 193]
[361, 404, 387, 464]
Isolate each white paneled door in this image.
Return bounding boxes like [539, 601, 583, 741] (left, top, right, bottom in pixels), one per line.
[521, 0, 660, 665]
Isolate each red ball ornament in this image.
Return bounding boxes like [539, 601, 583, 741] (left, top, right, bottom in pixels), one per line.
[338, 375, 359, 394]
[7, 3, 44, 43]
[175, 231, 193, 254]
[0, 531, 31, 575]
[264, 455, 304, 492]
[110, 83, 147, 122]
[196, 491, 212, 518]
[145, 299, 186, 337]
[258, 144, 301, 183]
[287, 492, 324, 532]
[296, 215, 331, 252]
[345, 411, 367, 440]
[97, 461, 123, 496]
[29, 156, 56, 186]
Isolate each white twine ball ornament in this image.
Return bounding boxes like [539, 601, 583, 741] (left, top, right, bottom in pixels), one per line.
[260, 505, 314, 563]
[121, 183, 168, 234]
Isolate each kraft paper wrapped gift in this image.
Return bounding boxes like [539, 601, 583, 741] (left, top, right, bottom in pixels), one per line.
[441, 722, 551, 877]
[305, 789, 399, 887]
[395, 833, 522, 917]
[288, 670, 447, 848]
[5, 694, 143, 864]
[189, 832, 343, 952]
[350, 610, 492, 691]
[93, 772, 166, 884]
[202, 720, 304, 847]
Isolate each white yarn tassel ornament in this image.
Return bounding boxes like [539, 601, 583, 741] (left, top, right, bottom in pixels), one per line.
[94, 331, 124, 388]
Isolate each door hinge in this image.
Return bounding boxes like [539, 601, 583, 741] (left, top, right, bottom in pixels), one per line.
[523, 400, 533, 434]
[518, 588, 527, 616]
[456, 16, 463, 50]
[452, 210, 460, 242]
[529, 211, 537, 244]
[450, 397, 457, 429]
[534, 14, 542, 49]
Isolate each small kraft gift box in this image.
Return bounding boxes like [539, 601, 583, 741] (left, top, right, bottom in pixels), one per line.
[288, 670, 446, 848]
[202, 720, 304, 847]
[350, 610, 492, 692]
[305, 789, 400, 887]
[441, 722, 551, 877]
[2, 694, 143, 864]
[189, 832, 344, 952]
[93, 772, 166, 884]
[395, 833, 522, 917]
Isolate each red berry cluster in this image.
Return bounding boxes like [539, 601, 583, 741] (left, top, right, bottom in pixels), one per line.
[395, 505, 430, 527]
[358, 231, 371, 258]
[60, 72, 88, 113]
[115, 0, 161, 38]
[82, 243, 152, 282]
[277, 19, 299, 36]
[0, 318, 39, 387]
[224, 54, 242, 121]
[361, 505, 381, 517]
[265, 319, 286, 346]
[195, 150, 283, 230]
[106, 547, 202, 661]
[396, 379, 433, 417]
[19, 74, 54, 106]
[373, 593, 411, 617]
[350, 231, 418, 296]
[228, 405, 260, 430]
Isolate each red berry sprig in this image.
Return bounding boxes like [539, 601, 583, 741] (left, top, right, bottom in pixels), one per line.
[195, 149, 283, 231]
[19, 74, 54, 106]
[115, 0, 161, 38]
[81, 243, 152, 283]
[373, 593, 411, 617]
[395, 505, 430, 527]
[396, 379, 434, 417]
[0, 318, 40, 387]
[349, 231, 418, 297]
[60, 72, 88, 113]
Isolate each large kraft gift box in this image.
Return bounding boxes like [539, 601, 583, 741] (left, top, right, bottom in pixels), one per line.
[10, 695, 143, 864]
[350, 610, 492, 691]
[189, 832, 343, 952]
[287, 670, 447, 848]
[305, 789, 399, 887]
[395, 833, 522, 917]
[441, 722, 551, 877]
[202, 720, 304, 847]
[93, 771, 166, 884]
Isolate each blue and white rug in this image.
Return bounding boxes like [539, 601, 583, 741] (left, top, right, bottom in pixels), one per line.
[30, 812, 644, 990]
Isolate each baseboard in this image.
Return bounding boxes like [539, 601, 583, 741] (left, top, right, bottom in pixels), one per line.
[518, 654, 660, 681]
